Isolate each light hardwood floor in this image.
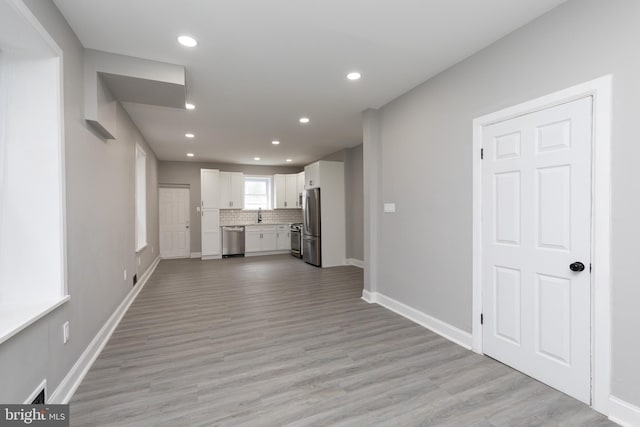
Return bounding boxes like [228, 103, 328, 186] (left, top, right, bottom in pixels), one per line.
[70, 255, 614, 426]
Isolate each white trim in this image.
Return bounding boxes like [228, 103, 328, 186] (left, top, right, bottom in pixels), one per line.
[610, 396, 640, 427]
[346, 258, 364, 268]
[190, 252, 202, 258]
[363, 291, 472, 350]
[23, 379, 46, 404]
[49, 256, 160, 404]
[472, 75, 612, 414]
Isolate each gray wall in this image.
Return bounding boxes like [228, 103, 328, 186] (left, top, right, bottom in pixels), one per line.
[158, 161, 301, 253]
[0, 0, 159, 403]
[371, 0, 639, 406]
[320, 145, 364, 261]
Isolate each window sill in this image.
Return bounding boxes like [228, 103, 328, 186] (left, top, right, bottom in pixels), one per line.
[0, 295, 70, 345]
[136, 243, 148, 253]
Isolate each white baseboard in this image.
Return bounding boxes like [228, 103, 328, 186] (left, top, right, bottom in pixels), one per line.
[361, 289, 374, 303]
[346, 258, 364, 268]
[190, 252, 201, 258]
[361, 291, 472, 350]
[610, 396, 640, 427]
[49, 256, 160, 404]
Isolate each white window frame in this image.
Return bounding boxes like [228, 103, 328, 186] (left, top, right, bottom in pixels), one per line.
[135, 144, 147, 251]
[0, 0, 69, 345]
[243, 175, 273, 210]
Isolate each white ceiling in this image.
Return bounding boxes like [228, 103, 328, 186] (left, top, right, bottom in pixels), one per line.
[53, 0, 567, 166]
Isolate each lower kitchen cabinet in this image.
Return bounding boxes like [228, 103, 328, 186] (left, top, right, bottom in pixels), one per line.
[245, 225, 277, 253]
[276, 225, 291, 250]
[201, 208, 220, 258]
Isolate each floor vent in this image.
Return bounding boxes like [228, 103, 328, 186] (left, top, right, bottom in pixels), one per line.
[31, 388, 45, 404]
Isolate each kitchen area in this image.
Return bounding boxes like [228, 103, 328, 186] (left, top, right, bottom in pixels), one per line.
[158, 154, 361, 269]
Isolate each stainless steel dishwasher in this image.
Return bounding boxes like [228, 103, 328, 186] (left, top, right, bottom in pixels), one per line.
[222, 226, 245, 257]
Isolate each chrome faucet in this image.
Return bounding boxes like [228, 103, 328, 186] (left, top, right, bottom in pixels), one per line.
[257, 207, 263, 223]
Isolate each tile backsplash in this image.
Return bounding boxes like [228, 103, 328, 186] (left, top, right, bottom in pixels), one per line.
[220, 209, 302, 225]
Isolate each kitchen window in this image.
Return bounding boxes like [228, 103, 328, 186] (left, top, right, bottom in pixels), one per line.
[244, 175, 272, 210]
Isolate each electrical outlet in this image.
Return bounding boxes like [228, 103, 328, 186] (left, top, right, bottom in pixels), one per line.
[123, 269, 127, 281]
[137, 256, 141, 266]
[63, 321, 69, 344]
[152, 246, 154, 254]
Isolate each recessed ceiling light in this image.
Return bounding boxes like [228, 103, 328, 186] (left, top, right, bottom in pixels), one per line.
[286, 159, 292, 162]
[185, 103, 195, 110]
[272, 140, 280, 145]
[254, 157, 261, 161]
[185, 133, 195, 138]
[347, 72, 361, 81]
[299, 117, 310, 124]
[186, 153, 194, 157]
[178, 35, 198, 47]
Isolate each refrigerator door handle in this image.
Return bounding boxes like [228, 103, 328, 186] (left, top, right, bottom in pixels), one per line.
[304, 194, 310, 234]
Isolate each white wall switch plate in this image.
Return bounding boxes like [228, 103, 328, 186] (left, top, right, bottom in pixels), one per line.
[63, 321, 69, 344]
[123, 269, 127, 281]
[384, 203, 396, 213]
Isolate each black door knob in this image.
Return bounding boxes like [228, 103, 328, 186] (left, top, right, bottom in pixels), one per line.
[569, 262, 585, 272]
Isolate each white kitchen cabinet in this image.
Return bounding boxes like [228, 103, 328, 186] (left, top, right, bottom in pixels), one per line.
[201, 208, 220, 258]
[274, 175, 287, 209]
[274, 174, 301, 209]
[201, 169, 221, 259]
[219, 171, 244, 209]
[245, 225, 278, 252]
[285, 174, 298, 207]
[276, 225, 291, 250]
[262, 229, 277, 251]
[245, 228, 262, 252]
[304, 162, 320, 189]
[201, 169, 219, 209]
[297, 171, 305, 197]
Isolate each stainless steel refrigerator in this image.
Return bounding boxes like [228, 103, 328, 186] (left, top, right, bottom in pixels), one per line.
[302, 188, 321, 266]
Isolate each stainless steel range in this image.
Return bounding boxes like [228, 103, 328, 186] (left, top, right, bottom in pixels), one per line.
[290, 223, 302, 258]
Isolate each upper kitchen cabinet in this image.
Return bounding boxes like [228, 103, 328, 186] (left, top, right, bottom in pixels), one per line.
[201, 169, 220, 209]
[304, 162, 320, 189]
[274, 173, 301, 209]
[219, 171, 244, 209]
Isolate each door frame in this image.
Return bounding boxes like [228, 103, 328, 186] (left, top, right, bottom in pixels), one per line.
[159, 186, 191, 259]
[472, 75, 612, 414]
